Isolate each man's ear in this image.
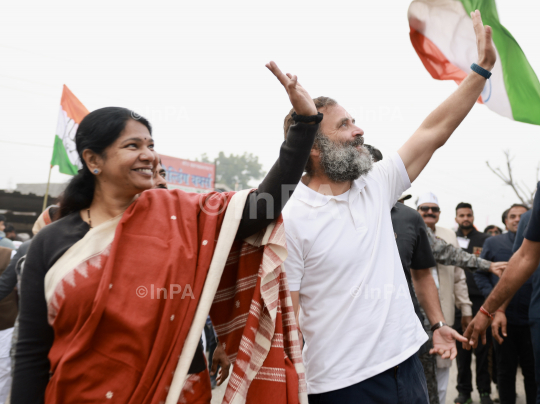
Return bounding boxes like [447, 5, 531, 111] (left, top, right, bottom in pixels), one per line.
[81, 149, 103, 173]
[455, 217, 459, 224]
[310, 147, 320, 158]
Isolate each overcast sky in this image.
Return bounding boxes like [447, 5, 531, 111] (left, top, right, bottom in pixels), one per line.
[1, 0, 539, 229]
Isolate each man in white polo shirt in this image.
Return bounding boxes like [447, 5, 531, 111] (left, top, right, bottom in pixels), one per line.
[278, 10, 496, 404]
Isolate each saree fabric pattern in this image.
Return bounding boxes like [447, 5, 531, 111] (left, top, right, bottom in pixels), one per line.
[210, 220, 307, 404]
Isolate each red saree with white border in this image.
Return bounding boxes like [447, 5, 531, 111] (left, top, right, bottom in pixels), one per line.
[43, 189, 306, 404]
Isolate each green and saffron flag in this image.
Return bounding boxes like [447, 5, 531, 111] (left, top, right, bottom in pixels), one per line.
[51, 85, 89, 175]
[408, 0, 540, 125]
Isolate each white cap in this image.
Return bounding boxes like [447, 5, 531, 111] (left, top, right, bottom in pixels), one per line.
[417, 192, 439, 207]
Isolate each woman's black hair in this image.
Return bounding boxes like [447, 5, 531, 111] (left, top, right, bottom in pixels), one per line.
[59, 107, 151, 218]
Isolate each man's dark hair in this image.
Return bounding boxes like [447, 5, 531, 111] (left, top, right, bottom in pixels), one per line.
[455, 202, 472, 213]
[501, 209, 510, 224]
[365, 144, 383, 162]
[4, 225, 15, 233]
[484, 225, 502, 234]
[0, 214, 6, 223]
[509, 203, 529, 212]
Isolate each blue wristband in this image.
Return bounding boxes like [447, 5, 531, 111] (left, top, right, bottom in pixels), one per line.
[471, 63, 492, 79]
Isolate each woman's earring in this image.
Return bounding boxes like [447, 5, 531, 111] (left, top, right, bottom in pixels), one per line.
[93, 169, 99, 174]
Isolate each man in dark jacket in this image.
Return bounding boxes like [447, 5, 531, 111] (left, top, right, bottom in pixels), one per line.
[510, 209, 540, 403]
[453, 202, 493, 404]
[474, 204, 536, 404]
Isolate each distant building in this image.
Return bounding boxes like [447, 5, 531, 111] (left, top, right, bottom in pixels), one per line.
[0, 183, 67, 235]
[14, 183, 67, 199]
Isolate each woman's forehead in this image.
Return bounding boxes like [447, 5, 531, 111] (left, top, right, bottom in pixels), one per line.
[119, 119, 152, 140]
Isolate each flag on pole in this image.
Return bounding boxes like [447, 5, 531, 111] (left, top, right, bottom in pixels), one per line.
[51, 85, 89, 175]
[408, 0, 540, 125]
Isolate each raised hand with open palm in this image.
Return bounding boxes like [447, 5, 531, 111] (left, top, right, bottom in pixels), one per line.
[471, 10, 497, 71]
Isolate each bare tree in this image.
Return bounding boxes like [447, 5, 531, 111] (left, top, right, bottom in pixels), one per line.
[486, 150, 539, 207]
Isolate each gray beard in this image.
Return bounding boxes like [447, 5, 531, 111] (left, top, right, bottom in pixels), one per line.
[317, 134, 374, 183]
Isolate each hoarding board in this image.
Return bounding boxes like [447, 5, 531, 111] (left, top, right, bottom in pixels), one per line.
[160, 154, 215, 193]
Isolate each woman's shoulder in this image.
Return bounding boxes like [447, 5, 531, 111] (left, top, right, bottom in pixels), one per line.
[24, 212, 89, 274]
[31, 212, 88, 251]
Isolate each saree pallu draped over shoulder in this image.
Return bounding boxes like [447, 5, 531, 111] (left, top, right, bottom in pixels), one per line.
[43, 188, 307, 404]
[208, 219, 307, 404]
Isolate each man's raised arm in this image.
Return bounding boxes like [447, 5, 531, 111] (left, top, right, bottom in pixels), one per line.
[463, 238, 540, 348]
[398, 10, 496, 182]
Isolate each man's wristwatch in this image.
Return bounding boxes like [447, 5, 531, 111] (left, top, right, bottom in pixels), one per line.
[430, 321, 448, 332]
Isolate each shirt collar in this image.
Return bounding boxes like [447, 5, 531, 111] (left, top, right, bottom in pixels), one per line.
[293, 177, 367, 207]
[349, 177, 367, 203]
[456, 228, 479, 238]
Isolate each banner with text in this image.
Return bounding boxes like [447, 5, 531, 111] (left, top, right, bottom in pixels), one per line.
[160, 154, 215, 193]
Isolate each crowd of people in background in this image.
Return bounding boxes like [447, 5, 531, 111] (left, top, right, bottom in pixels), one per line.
[417, 198, 537, 404]
[365, 145, 537, 404]
[0, 216, 27, 250]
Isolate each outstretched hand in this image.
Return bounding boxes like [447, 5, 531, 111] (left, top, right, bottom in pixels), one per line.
[430, 325, 467, 360]
[462, 313, 490, 349]
[266, 61, 317, 116]
[471, 10, 496, 71]
[489, 261, 507, 277]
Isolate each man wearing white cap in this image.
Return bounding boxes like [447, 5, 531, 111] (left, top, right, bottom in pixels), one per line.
[417, 192, 473, 404]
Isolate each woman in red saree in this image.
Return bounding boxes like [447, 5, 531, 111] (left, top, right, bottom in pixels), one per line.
[12, 62, 317, 404]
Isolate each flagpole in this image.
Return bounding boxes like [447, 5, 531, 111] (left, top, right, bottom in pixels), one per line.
[42, 165, 53, 212]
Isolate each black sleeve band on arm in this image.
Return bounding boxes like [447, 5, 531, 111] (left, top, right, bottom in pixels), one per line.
[291, 112, 323, 124]
[236, 121, 318, 240]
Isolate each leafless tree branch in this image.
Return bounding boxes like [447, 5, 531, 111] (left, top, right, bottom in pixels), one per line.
[486, 161, 509, 183]
[486, 151, 535, 207]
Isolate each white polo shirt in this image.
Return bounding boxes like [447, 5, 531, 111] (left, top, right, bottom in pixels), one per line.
[282, 152, 428, 394]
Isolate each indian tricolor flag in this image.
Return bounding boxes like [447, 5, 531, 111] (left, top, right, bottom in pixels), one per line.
[408, 0, 540, 125]
[50, 85, 89, 175]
